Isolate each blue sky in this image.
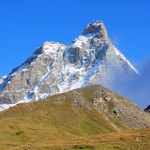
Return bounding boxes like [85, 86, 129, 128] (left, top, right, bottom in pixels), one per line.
[0, 0, 150, 77]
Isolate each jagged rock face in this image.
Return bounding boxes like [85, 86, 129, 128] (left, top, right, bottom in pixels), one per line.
[0, 42, 66, 104]
[82, 21, 110, 42]
[0, 21, 138, 110]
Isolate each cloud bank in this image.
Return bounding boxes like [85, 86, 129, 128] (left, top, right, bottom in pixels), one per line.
[103, 58, 150, 110]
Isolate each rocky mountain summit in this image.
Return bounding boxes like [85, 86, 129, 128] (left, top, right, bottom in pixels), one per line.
[0, 21, 138, 111]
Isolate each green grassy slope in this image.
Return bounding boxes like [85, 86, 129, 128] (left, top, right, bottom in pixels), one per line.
[0, 85, 149, 149]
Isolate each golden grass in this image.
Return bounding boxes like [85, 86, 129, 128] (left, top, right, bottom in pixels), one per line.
[0, 91, 116, 149]
[11, 128, 150, 150]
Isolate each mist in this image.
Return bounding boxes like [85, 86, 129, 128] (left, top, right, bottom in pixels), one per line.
[102, 58, 150, 110]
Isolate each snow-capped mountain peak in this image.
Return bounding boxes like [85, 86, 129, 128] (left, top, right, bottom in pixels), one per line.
[33, 41, 64, 56]
[0, 20, 138, 111]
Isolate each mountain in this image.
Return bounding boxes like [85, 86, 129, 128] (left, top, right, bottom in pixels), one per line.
[0, 21, 138, 111]
[0, 85, 149, 149]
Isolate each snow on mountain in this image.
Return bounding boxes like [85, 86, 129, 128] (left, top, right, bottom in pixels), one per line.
[0, 21, 138, 111]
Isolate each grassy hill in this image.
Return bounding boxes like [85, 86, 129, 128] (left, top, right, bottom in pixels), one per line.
[0, 85, 149, 149]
